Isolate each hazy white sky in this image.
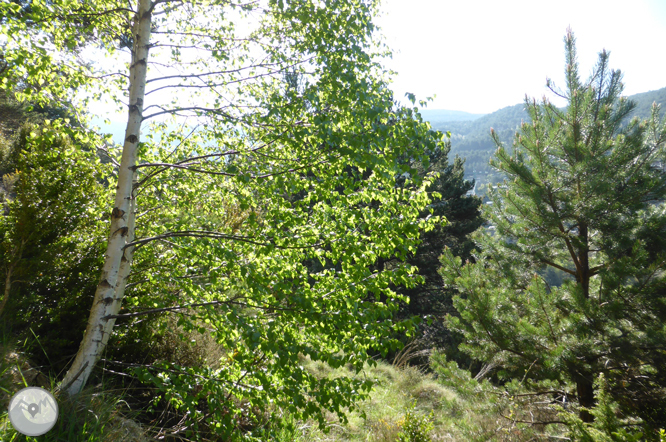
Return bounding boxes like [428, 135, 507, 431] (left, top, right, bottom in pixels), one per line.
[94, 0, 666, 141]
[376, 0, 666, 114]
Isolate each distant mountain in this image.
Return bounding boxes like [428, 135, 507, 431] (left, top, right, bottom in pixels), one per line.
[427, 104, 524, 135]
[625, 87, 666, 121]
[418, 109, 485, 124]
[420, 86, 666, 190]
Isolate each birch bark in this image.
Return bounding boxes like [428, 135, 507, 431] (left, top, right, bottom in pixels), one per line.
[60, 0, 151, 395]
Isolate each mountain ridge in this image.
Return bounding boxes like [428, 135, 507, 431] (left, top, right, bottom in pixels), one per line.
[421, 86, 666, 188]
[417, 109, 486, 123]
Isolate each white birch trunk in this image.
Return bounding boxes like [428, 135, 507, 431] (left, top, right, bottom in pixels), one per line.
[60, 0, 152, 395]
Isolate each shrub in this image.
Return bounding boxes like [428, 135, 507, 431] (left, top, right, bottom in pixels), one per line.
[396, 402, 434, 442]
[560, 374, 647, 442]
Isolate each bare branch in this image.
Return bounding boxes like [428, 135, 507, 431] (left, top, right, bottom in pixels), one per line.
[102, 299, 236, 319]
[148, 0, 185, 15]
[125, 230, 324, 250]
[97, 143, 121, 167]
[487, 389, 569, 398]
[499, 414, 566, 426]
[131, 161, 237, 176]
[144, 62, 285, 84]
[33, 7, 136, 25]
[142, 106, 234, 121]
[99, 358, 261, 390]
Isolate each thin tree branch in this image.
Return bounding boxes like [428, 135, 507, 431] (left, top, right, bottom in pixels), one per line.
[500, 414, 566, 426]
[540, 259, 576, 276]
[125, 230, 324, 250]
[102, 299, 237, 319]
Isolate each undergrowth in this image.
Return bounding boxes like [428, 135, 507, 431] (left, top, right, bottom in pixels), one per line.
[1, 320, 664, 441]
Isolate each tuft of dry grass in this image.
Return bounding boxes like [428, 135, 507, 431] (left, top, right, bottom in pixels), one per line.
[102, 414, 152, 442]
[368, 417, 403, 442]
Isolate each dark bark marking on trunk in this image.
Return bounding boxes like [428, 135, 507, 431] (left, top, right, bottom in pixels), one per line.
[111, 207, 126, 219]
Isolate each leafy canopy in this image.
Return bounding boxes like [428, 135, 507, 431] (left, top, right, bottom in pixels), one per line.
[2, 0, 447, 437]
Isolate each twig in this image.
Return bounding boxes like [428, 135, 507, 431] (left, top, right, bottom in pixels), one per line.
[500, 414, 566, 426]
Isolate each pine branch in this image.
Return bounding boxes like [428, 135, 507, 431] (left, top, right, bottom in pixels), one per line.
[540, 259, 576, 276]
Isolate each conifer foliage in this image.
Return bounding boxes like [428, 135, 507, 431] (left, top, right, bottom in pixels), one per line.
[440, 29, 666, 426]
[397, 140, 483, 352]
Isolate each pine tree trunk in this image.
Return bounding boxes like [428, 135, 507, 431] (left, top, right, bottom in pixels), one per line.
[576, 373, 595, 422]
[578, 222, 590, 299]
[60, 0, 151, 396]
[575, 221, 594, 422]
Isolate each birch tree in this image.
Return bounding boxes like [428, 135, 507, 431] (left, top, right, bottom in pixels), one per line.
[1, 0, 444, 435]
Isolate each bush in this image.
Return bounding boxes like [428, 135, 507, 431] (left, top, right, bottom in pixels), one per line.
[396, 402, 434, 442]
[0, 121, 111, 374]
[560, 374, 648, 442]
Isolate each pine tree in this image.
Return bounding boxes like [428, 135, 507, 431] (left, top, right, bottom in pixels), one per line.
[396, 140, 483, 354]
[440, 29, 666, 425]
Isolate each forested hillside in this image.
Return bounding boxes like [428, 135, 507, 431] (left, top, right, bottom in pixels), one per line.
[426, 87, 666, 192]
[417, 109, 486, 126]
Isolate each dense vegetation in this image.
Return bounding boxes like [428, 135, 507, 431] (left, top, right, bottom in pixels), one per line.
[0, 0, 665, 440]
[393, 141, 483, 362]
[0, 0, 469, 439]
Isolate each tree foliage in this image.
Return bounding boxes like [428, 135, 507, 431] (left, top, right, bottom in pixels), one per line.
[440, 29, 666, 427]
[1, 0, 445, 437]
[0, 121, 111, 369]
[395, 139, 483, 355]
[561, 374, 645, 442]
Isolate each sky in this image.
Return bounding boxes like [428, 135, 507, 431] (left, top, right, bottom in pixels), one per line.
[93, 0, 666, 142]
[376, 0, 666, 114]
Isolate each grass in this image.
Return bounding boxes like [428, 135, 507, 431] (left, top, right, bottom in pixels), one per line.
[282, 353, 575, 442]
[288, 355, 476, 442]
[0, 341, 561, 442]
[0, 317, 568, 442]
[0, 324, 152, 442]
[0, 383, 152, 442]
